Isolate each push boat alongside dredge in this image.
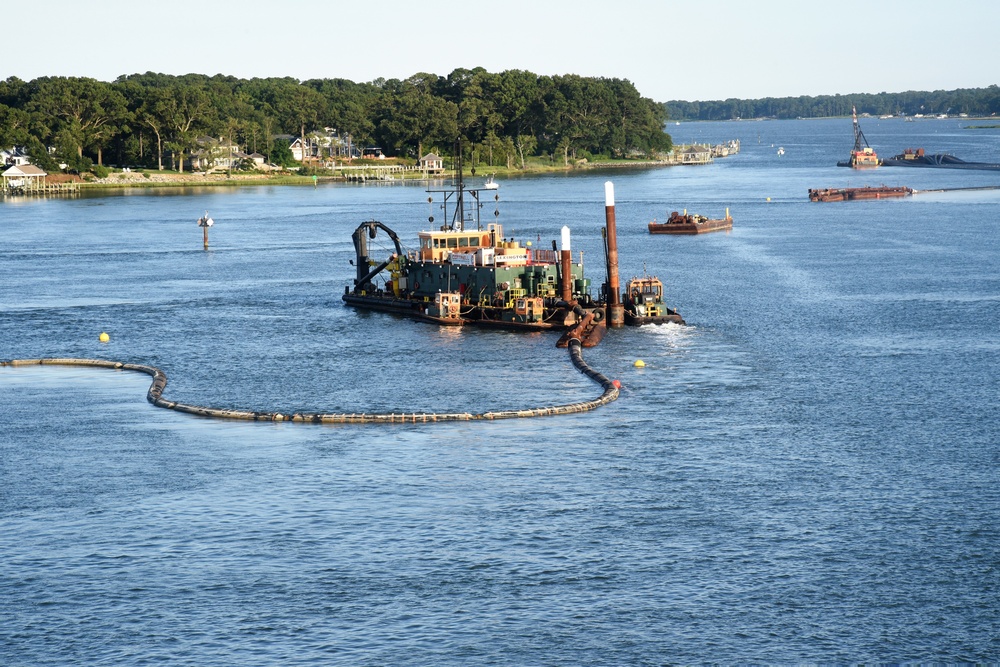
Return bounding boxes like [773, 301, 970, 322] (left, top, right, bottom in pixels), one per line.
[622, 275, 682, 326]
[648, 208, 733, 234]
[342, 154, 684, 342]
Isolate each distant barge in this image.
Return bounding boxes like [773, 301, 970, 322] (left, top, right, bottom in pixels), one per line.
[881, 148, 1000, 171]
[808, 186, 912, 202]
[649, 209, 732, 234]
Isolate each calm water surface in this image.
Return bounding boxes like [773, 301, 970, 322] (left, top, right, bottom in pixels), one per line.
[2, 118, 999, 663]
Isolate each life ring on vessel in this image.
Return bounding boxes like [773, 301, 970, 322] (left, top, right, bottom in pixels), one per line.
[413, 281, 420, 290]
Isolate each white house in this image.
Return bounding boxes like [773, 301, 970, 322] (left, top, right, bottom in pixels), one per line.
[186, 136, 243, 170]
[288, 137, 311, 162]
[1, 147, 31, 167]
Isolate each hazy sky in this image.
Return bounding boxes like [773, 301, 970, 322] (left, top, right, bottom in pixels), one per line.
[3, 0, 997, 102]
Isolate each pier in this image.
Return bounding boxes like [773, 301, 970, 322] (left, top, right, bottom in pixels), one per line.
[2, 164, 80, 198]
[326, 163, 445, 182]
[1, 181, 80, 198]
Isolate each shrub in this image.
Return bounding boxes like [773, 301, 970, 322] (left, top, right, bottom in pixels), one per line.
[63, 154, 93, 175]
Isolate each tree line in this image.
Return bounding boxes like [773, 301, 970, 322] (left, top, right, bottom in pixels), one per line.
[0, 68, 672, 173]
[665, 85, 1000, 121]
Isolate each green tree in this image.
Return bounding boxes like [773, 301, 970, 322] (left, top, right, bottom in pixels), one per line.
[514, 134, 537, 169]
[372, 83, 459, 158]
[25, 77, 127, 165]
[270, 83, 326, 163]
[135, 87, 173, 170]
[493, 70, 540, 141]
[0, 103, 31, 148]
[269, 137, 295, 167]
[162, 85, 211, 172]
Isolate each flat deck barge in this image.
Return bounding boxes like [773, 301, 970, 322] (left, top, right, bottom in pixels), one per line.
[649, 209, 733, 234]
[808, 186, 912, 202]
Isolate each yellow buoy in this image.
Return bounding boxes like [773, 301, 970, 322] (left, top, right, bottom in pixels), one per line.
[634, 359, 645, 368]
[766, 197, 771, 202]
[99, 332, 110, 343]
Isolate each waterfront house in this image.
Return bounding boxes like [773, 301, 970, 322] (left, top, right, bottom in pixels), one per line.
[283, 129, 360, 162]
[186, 136, 243, 171]
[288, 137, 312, 162]
[1, 147, 31, 167]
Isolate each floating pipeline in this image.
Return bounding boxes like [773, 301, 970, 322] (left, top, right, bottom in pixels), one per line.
[2, 344, 619, 424]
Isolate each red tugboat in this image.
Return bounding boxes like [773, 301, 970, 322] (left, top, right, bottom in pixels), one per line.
[837, 106, 880, 168]
[808, 185, 912, 202]
[649, 208, 733, 234]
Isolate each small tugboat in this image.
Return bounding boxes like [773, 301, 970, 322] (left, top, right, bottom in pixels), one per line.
[880, 147, 1000, 171]
[622, 275, 684, 326]
[649, 208, 733, 235]
[342, 144, 681, 344]
[837, 106, 880, 168]
[808, 185, 912, 202]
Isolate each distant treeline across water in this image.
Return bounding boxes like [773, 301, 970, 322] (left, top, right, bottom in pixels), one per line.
[666, 84, 1000, 120]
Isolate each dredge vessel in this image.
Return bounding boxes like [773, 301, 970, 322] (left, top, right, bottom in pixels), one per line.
[342, 148, 684, 342]
[837, 106, 880, 168]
